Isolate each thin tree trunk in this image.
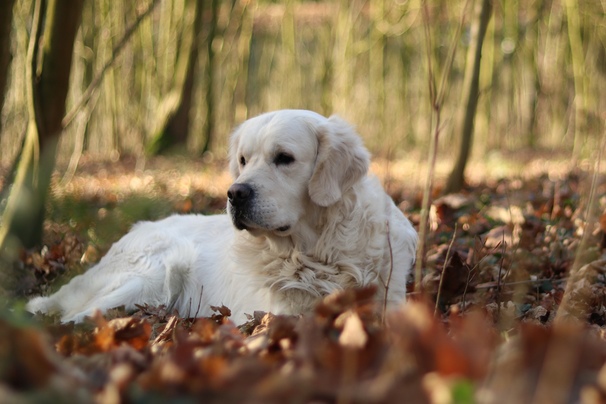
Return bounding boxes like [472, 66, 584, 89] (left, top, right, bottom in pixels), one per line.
[527, 33, 541, 149]
[526, 0, 547, 149]
[163, 0, 203, 150]
[564, 0, 587, 156]
[443, 0, 492, 195]
[233, 0, 254, 123]
[369, 0, 386, 155]
[202, 0, 218, 154]
[331, 0, 354, 113]
[36, 0, 84, 147]
[0, 0, 84, 252]
[148, 0, 204, 155]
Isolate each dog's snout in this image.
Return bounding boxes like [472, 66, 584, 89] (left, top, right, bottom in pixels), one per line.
[227, 183, 254, 206]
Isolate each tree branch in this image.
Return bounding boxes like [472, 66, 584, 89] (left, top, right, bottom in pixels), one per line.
[62, 0, 161, 128]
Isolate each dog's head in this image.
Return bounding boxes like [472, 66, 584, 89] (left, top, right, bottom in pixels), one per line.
[227, 109, 370, 236]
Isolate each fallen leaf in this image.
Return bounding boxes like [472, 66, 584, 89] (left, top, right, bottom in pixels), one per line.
[337, 311, 368, 349]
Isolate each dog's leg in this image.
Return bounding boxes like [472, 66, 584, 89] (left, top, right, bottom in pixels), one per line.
[59, 277, 146, 322]
[164, 264, 191, 315]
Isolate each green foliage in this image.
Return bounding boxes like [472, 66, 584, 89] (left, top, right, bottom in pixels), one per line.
[451, 379, 475, 404]
[49, 193, 173, 247]
[0, 300, 37, 329]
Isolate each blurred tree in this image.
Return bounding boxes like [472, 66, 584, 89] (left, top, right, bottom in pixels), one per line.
[0, 0, 84, 252]
[0, 0, 16, 134]
[443, 0, 492, 194]
[0, 0, 603, 167]
[202, 0, 219, 153]
[232, 0, 255, 123]
[147, 0, 205, 155]
[564, 0, 588, 156]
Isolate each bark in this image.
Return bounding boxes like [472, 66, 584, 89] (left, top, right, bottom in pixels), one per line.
[564, 0, 587, 156]
[232, 0, 254, 123]
[0, 0, 16, 132]
[0, 0, 84, 252]
[36, 0, 84, 147]
[443, 0, 492, 195]
[201, 0, 218, 154]
[147, 0, 204, 155]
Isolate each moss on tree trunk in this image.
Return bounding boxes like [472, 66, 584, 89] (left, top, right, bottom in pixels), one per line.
[0, 0, 15, 133]
[0, 0, 84, 254]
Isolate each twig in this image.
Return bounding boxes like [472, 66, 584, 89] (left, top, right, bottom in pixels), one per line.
[62, 0, 161, 128]
[475, 277, 568, 290]
[462, 237, 483, 310]
[555, 129, 606, 321]
[152, 315, 179, 346]
[434, 223, 457, 316]
[27, 0, 44, 138]
[413, 0, 470, 294]
[495, 238, 506, 320]
[461, 266, 475, 311]
[407, 277, 569, 297]
[421, 4, 435, 105]
[60, 90, 100, 185]
[551, 180, 561, 221]
[382, 221, 394, 324]
[193, 286, 204, 319]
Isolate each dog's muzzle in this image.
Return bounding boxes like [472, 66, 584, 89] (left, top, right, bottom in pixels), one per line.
[227, 183, 254, 230]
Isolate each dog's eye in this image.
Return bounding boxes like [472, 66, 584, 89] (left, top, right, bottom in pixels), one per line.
[239, 156, 246, 166]
[274, 152, 295, 166]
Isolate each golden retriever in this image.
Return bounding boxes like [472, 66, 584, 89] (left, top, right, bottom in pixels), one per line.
[27, 110, 417, 324]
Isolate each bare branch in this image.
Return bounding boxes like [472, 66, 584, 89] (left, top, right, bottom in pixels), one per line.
[434, 223, 457, 316]
[382, 221, 394, 324]
[62, 0, 161, 128]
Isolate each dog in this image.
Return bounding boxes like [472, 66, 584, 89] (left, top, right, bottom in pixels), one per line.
[26, 110, 418, 324]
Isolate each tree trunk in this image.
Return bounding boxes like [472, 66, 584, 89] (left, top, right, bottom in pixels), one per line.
[443, 0, 492, 195]
[564, 0, 588, 157]
[0, 0, 84, 253]
[232, 0, 254, 123]
[147, 0, 204, 155]
[0, 0, 16, 133]
[202, 0, 218, 154]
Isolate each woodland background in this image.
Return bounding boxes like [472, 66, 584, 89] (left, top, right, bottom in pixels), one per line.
[0, 0, 605, 402]
[1, 0, 604, 167]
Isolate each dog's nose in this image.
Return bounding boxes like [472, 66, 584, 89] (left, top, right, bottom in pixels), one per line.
[227, 183, 254, 206]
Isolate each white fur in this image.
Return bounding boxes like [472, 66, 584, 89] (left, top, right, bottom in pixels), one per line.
[26, 110, 417, 324]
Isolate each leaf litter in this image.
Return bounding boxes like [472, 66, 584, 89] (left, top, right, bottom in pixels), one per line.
[1, 160, 606, 402]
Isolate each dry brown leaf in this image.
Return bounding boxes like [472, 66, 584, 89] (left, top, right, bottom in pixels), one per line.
[337, 311, 368, 349]
[93, 316, 151, 352]
[482, 225, 517, 248]
[0, 320, 59, 389]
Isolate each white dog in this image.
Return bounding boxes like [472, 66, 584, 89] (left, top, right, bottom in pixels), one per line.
[27, 110, 417, 324]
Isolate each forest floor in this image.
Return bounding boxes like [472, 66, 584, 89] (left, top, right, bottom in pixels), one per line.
[1, 153, 606, 403]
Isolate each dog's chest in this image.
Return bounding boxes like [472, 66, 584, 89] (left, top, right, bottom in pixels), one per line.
[256, 245, 381, 315]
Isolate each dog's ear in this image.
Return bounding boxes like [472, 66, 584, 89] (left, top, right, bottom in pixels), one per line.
[308, 115, 370, 207]
[228, 126, 242, 179]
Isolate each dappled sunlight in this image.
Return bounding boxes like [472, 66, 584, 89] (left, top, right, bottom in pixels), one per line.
[49, 155, 233, 209]
[35, 150, 602, 213]
[371, 151, 604, 190]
